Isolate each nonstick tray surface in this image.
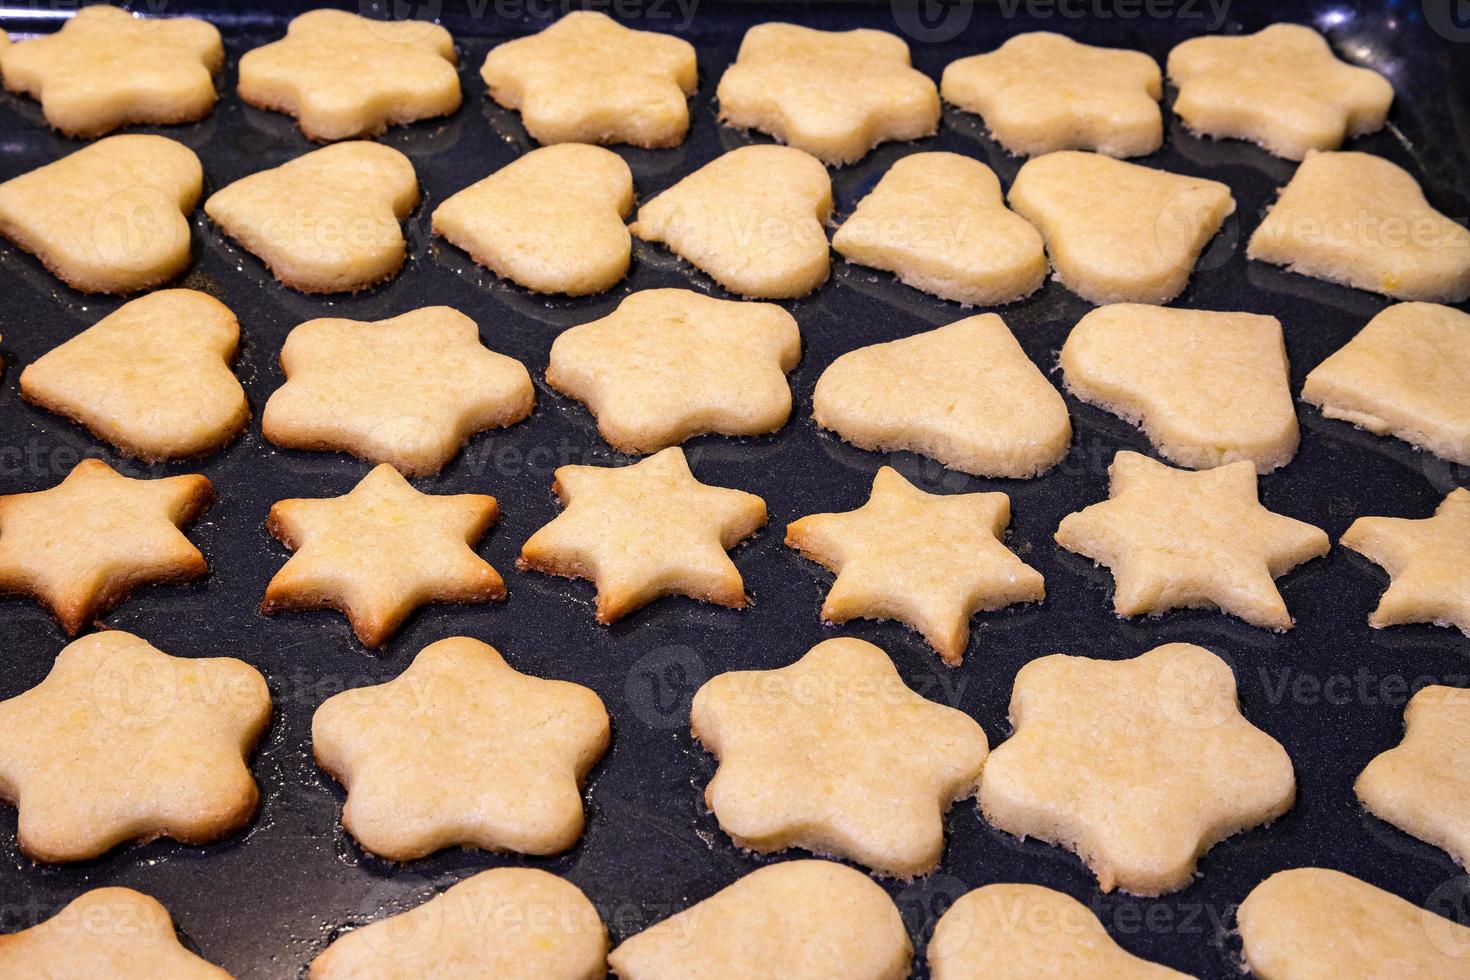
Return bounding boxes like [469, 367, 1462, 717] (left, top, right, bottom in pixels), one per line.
[0, 1, 1467, 976]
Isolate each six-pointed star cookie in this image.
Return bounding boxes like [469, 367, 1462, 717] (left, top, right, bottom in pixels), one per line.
[0, 459, 213, 634]
[785, 467, 1044, 664]
[1055, 451, 1329, 629]
[0, 631, 270, 862]
[716, 23, 939, 165]
[313, 637, 609, 860]
[518, 447, 767, 623]
[238, 9, 460, 141]
[481, 11, 697, 148]
[263, 465, 505, 648]
[1341, 487, 1470, 636]
[0, 5, 223, 137]
[692, 637, 988, 877]
[546, 288, 802, 453]
[980, 642, 1296, 895]
[1168, 24, 1393, 160]
[261, 306, 534, 476]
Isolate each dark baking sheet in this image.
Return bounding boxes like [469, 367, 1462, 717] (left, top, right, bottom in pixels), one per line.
[1, 0, 1468, 976]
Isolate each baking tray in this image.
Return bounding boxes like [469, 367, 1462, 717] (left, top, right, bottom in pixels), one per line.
[0, 0, 1467, 976]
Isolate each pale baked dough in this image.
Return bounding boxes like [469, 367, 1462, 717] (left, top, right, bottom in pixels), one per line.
[1341, 488, 1470, 636]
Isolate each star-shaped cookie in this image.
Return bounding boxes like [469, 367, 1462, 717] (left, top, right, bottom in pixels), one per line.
[1055, 451, 1329, 629]
[313, 637, 609, 860]
[238, 9, 460, 141]
[261, 306, 534, 476]
[716, 23, 939, 165]
[480, 10, 697, 148]
[0, 631, 270, 862]
[692, 637, 988, 877]
[980, 642, 1296, 895]
[263, 464, 504, 648]
[546, 288, 802, 453]
[785, 467, 1044, 664]
[0, 459, 213, 635]
[518, 447, 767, 623]
[0, 5, 223, 137]
[1341, 488, 1470, 636]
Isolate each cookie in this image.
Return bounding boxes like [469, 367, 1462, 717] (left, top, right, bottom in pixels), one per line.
[608, 860, 911, 980]
[0, 5, 222, 138]
[692, 637, 987, 877]
[432, 144, 634, 295]
[1248, 151, 1470, 302]
[0, 134, 201, 294]
[1055, 451, 1329, 629]
[928, 883, 1188, 978]
[0, 630, 270, 862]
[261, 306, 534, 476]
[981, 642, 1295, 895]
[481, 10, 697, 148]
[811, 314, 1071, 478]
[313, 637, 608, 860]
[716, 23, 939, 166]
[1302, 302, 1470, 463]
[1239, 868, 1470, 979]
[518, 446, 767, 623]
[263, 465, 503, 648]
[1168, 24, 1393, 160]
[941, 33, 1162, 158]
[311, 868, 607, 980]
[830, 152, 1046, 306]
[238, 9, 459, 141]
[0, 888, 229, 979]
[785, 466, 1044, 664]
[1341, 488, 1470, 636]
[20, 289, 248, 461]
[630, 145, 832, 298]
[204, 142, 419, 293]
[545, 288, 801, 453]
[1060, 304, 1298, 473]
[0, 459, 212, 635]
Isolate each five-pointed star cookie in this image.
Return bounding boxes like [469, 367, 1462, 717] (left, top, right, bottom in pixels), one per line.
[261, 306, 534, 477]
[1055, 451, 1329, 629]
[1168, 24, 1393, 160]
[238, 9, 460, 141]
[546, 288, 802, 453]
[716, 23, 939, 165]
[0, 888, 230, 979]
[980, 642, 1296, 895]
[692, 637, 988, 877]
[518, 447, 767, 623]
[0, 459, 213, 635]
[785, 467, 1044, 664]
[1341, 488, 1470, 635]
[0, 631, 270, 862]
[263, 464, 504, 648]
[0, 5, 223, 138]
[481, 10, 697, 148]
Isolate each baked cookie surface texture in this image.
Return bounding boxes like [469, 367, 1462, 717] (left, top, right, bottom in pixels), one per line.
[1341, 487, 1470, 635]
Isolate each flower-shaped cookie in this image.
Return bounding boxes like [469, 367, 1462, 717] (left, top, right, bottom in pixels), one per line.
[0, 5, 223, 137]
[1168, 24, 1393, 160]
[313, 637, 609, 860]
[0, 134, 201, 294]
[238, 9, 460, 141]
[980, 643, 1295, 895]
[716, 23, 939, 165]
[0, 631, 270, 862]
[518, 447, 767, 623]
[941, 32, 1163, 158]
[481, 11, 697, 148]
[546, 288, 801, 453]
[263, 465, 504, 649]
[20, 289, 248, 461]
[1341, 488, 1470, 636]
